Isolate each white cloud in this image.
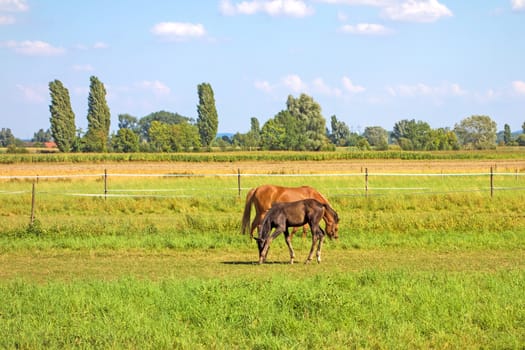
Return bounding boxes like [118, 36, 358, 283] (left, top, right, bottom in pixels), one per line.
[342, 76, 366, 93]
[136, 80, 171, 96]
[2, 40, 65, 56]
[0, 14, 15, 24]
[317, 0, 389, 5]
[312, 78, 342, 96]
[0, 0, 29, 12]
[382, 0, 452, 23]
[340, 23, 390, 35]
[93, 41, 109, 49]
[16, 84, 46, 103]
[282, 74, 308, 92]
[511, 0, 525, 11]
[254, 80, 274, 93]
[151, 22, 206, 41]
[512, 80, 525, 95]
[387, 82, 466, 97]
[75, 42, 109, 50]
[220, 0, 314, 17]
[255, 74, 365, 97]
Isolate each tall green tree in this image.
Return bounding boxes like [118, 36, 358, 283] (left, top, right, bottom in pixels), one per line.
[138, 111, 191, 141]
[196, 83, 218, 149]
[454, 115, 497, 150]
[246, 117, 261, 149]
[111, 128, 139, 153]
[363, 126, 389, 150]
[426, 128, 459, 150]
[260, 118, 286, 150]
[84, 76, 111, 152]
[286, 94, 330, 150]
[32, 128, 52, 143]
[392, 119, 432, 150]
[49, 80, 76, 152]
[329, 115, 351, 147]
[0, 128, 16, 147]
[503, 124, 512, 145]
[118, 114, 139, 133]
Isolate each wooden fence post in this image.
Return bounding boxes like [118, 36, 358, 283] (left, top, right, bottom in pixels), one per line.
[30, 182, 36, 225]
[490, 167, 494, 198]
[104, 169, 108, 199]
[365, 168, 369, 197]
[237, 168, 241, 198]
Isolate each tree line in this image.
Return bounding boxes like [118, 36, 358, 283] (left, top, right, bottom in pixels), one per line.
[2, 76, 525, 153]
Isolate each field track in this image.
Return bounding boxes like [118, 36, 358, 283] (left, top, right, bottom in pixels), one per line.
[2, 158, 525, 176]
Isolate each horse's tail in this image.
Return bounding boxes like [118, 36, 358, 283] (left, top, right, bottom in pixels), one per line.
[241, 187, 256, 235]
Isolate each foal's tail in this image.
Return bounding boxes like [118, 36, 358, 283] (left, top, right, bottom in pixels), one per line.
[241, 187, 256, 235]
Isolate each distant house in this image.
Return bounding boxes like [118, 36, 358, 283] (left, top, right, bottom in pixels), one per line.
[44, 141, 57, 149]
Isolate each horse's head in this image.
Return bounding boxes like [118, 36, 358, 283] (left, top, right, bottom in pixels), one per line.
[325, 209, 340, 240]
[254, 237, 269, 263]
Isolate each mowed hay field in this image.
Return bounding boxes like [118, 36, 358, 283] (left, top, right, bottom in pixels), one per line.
[1, 156, 524, 349]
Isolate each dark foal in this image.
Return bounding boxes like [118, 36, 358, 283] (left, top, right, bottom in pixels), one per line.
[254, 198, 339, 264]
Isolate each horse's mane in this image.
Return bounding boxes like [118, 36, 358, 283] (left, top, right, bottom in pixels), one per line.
[324, 203, 339, 223]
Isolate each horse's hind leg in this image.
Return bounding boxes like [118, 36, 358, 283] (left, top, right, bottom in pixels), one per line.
[315, 228, 326, 264]
[302, 224, 308, 239]
[284, 230, 295, 264]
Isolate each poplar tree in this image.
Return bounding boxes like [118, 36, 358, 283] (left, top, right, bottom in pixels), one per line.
[49, 79, 76, 152]
[84, 76, 111, 152]
[196, 82, 218, 149]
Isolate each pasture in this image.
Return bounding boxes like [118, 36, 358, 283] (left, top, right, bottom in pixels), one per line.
[1, 154, 524, 348]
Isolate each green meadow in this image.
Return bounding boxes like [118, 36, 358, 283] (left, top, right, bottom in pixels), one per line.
[1, 154, 524, 348]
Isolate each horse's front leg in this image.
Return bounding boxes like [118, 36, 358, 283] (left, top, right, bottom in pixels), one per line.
[283, 229, 295, 264]
[305, 234, 318, 264]
[260, 228, 283, 263]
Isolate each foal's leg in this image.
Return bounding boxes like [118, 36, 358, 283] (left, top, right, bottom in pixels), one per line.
[260, 227, 284, 263]
[315, 228, 326, 264]
[305, 233, 318, 264]
[283, 229, 295, 264]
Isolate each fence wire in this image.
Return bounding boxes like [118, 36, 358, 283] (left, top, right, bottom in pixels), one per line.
[1, 170, 524, 199]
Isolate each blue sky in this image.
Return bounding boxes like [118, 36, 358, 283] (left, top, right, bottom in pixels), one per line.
[1, 0, 525, 139]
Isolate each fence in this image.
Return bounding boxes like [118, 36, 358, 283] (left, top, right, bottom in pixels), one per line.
[2, 167, 525, 200]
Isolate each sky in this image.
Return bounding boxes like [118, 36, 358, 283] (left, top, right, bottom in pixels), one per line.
[1, 0, 525, 139]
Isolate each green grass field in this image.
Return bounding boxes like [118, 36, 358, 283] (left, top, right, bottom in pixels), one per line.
[1, 156, 524, 348]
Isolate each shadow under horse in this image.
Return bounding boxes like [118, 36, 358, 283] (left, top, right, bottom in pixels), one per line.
[254, 198, 339, 265]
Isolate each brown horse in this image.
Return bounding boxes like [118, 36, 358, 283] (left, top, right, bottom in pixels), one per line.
[242, 184, 338, 239]
[254, 199, 339, 264]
